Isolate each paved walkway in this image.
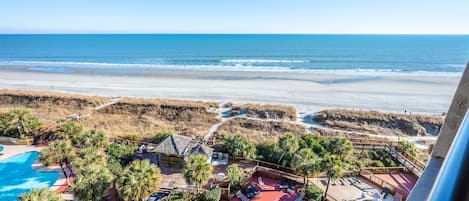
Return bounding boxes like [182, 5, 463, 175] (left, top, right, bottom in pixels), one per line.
[310, 177, 395, 201]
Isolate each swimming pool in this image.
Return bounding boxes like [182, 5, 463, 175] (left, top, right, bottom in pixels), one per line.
[0, 151, 59, 201]
[0, 145, 3, 152]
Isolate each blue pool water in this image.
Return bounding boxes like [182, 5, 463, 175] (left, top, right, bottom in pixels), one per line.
[0, 151, 59, 201]
[0, 145, 3, 152]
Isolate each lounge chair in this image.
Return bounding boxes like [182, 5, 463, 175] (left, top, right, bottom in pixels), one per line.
[244, 186, 256, 199]
[295, 192, 305, 201]
[279, 179, 288, 189]
[250, 183, 260, 195]
[287, 181, 295, 194]
[258, 177, 268, 190]
[339, 177, 346, 185]
[236, 191, 250, 201]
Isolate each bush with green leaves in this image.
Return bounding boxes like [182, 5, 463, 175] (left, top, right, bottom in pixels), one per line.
[399, 140, 417, 157]
[167, 188, 221, 201]
[151, 129, 173, 144]
[299, 134, 327, 156]
[0, 108, 42, 139]
[368, 150, 397, 167]
[223, 134, 256, 158]
[201, 187, 222, 201]
[105, 143, 137, 166]
[19, 188, 64, 201]
[304, 184, 323, 201]
[255, 141, 282, 163]
[226, 164, 244, 190]
[121, 134, 139, 141]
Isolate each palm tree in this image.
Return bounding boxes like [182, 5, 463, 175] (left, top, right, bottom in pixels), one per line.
[3, 108, 42, 139]
[56, 121, 83, 141]
[321, 155, 343, 201]
[328, 137, 352, 160]
[115, 160, 161, 201]
[277, 133, 299, 166]
[75, 129, 108, 148]
[226, 164, 244, 191]
[73, 164, 114, 201]
[40, 140, 75, 183]
[19, 188, 64, 201]
[72, 147, 107, 173]
[183, 154, 213, 191]
[290, 148, 321, 186]
[223, 134, 256, 158]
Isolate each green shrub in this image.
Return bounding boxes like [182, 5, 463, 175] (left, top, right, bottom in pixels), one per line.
[201, 187, 221, 201]
[299, 134, 327, 156]
[256, 141, 282, 163]
[122, 134, 139, 141]
[151, 129, 173, 143]
[399, 141, 417, 157]
[0, 108, 42, 139]
[223, 134, 256, 158]
[305, 184, 323, 200]
[368, 150, 397, 167]
[371, 160, 385, 167]
[226, 164, 244, 190]
[105, 143, 137, 166]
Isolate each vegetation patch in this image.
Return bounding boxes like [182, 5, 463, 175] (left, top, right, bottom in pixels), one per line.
[217, 118, 306, 143]
[82, 97, 220, 138]
[231, 103, 297, 121]
[315, 109, 444, 136]
[0, 89, 108, 123]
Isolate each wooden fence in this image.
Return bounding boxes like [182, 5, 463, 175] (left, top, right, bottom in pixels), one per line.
[108, 137, 158, 147]
[359, 169, 409, 200]
[384, 145, 423, 177]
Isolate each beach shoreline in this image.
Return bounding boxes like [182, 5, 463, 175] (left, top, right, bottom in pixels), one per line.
[0, 67, 460, 115]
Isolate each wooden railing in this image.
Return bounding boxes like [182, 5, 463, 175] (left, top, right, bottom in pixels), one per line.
[359, 169, 410, 199]
[384, 145, 423, 177]
[229, 157, 301, 177]
[108, 137, 158, 147]
[361, 167, 408, 174]
[347, 137, 399, 146]
[400, 151, 426, 170]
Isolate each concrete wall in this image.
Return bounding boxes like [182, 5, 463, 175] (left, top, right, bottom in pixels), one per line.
[0, 136, 32, 145]
[433, 62, 469, 158]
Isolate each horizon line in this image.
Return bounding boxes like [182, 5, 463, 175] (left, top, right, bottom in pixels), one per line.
[1, 33, 469, 35]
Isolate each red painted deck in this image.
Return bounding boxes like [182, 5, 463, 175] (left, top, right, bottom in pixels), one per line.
[230, 176, 300, 201]
[374, 173, 418, 193]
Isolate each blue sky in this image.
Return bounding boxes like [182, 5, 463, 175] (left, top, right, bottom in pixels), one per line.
[2, 0, 469, 34]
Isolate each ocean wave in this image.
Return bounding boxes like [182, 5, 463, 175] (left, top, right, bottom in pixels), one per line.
[0, 60, 462, 77]
[220, 59, 310, 63]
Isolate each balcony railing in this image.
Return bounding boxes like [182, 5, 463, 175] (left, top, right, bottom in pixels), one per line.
[426, 110, 469, 201]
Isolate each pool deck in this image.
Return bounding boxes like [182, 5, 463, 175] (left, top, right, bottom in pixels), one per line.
[310, 177, 396, 201]
[0, 144, 68, 194]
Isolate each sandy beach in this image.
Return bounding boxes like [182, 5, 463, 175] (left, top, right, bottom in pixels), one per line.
[0, 67, 461, 115]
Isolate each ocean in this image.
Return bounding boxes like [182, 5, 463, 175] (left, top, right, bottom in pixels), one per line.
[0, 34, 468, 76]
